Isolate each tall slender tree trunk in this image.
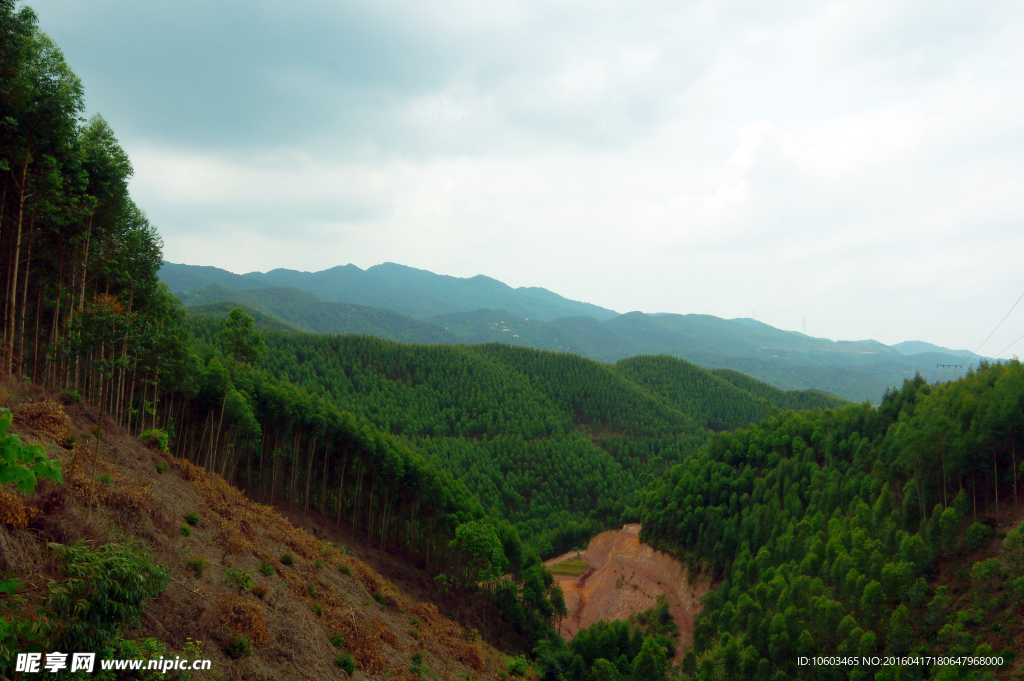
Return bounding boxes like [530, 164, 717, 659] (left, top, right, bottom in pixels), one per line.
[994, 453, 999, 526]
[303, 437, 317, 522]
[5, 137, 31, 376]
[32, 269, 43, 382]
[87, 374, 110, 522]
[336, 452, 348, 524]
[14, 210, 35, 377]
[1013, 439, 1018, 509]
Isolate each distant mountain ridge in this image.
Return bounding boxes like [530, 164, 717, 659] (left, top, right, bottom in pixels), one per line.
[159, 261, 618, 322]
[890, 340, 974, 358]
[161, 262, 986, 403]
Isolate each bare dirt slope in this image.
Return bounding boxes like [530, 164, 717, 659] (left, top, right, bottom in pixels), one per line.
[545, 525, 710, 649]
[1, 380, 504, 681]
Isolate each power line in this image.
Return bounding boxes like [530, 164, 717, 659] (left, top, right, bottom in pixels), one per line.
[960, 288, 1024, 366]
[993, 329, 1024, 359]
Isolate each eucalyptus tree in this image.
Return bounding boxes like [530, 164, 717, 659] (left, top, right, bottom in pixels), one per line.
[210, 308, 266, 474]
[1, 24, 83, 375]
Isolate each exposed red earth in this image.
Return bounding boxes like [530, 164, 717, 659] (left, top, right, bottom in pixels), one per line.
[545, 524, 711, 652]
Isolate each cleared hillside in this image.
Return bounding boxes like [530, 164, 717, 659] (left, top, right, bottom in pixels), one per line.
[0, 382, 505, 680]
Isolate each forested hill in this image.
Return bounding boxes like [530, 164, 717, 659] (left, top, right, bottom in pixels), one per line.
[189, 317, 848, 554]
[180, 284, 458, 343]
[165, 277, 981, 403]
[160, 261, 619, 322]
[639, 363, 1024, 680]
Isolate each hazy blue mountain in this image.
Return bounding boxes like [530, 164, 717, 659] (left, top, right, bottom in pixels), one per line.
[159, 261, 618, 322]
[161, 261, 987, 403]
[891, 340, 973, 357]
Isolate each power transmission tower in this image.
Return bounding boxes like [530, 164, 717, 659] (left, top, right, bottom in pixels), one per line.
[937, 364, 962, 382]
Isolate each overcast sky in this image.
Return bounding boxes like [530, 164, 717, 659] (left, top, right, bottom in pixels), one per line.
[29, 0, 1024, 356]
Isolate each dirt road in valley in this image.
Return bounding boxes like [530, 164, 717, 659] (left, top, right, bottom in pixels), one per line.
[544, 524, 711, 650]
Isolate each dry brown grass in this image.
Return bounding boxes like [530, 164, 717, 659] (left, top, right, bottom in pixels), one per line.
[1, 378, 507, 681]
[217, 593, 270, 646]
[12, 398, 71, 443]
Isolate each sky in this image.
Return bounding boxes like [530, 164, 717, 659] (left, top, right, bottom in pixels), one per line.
[29, 0, 1024, 357]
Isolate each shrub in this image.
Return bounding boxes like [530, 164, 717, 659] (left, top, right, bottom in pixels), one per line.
[373, 591, 384, 604]
[186, 557, 205, 578]
[258, 561, 275, 577]
[139, 428, 170, 452]
[507, 656, 528, 677]
[307, 584, 317, 598]
[1011, 577, 1024, 606]
[410, 652, 425, 678]
[224, 634, 253, 659]
[184, 511, 200, 526]
[154, 459, 168, 474]
[0, 409, 63, 496]
[251, 583, 269, 599]
[340, 565, 351, 576]
[179, 525, 192, 537]
[967, 523, 994, 552]
[224, 568, 254, 594]
[330, 632, 346, 648]
[59, 390, 82, 405]
[335, 652, 356, 675]
[281, 553, 295, 566]
[316, 559, 324, 569]
[311, 603, 323, 615]
[97, 473, 113, 486]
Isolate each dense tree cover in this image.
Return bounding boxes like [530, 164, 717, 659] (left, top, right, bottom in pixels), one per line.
[614, 357, 846, 433]
[180, 284, 458, 343]
[639, 363, 1024, 680]
[0, 0, 168, 414]
[708, 368, 849, 412]
[531, 596, 680, 681]
[191, 326, 836, 554]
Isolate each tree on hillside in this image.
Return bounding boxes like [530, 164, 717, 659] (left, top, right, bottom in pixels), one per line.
[210, 308, 265, 475]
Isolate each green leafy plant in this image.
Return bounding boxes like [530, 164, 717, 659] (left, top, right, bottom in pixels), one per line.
[335, 652, 356, 675]
[186, 557, 205, 577]
[967, 522, 994, 552]
[507, 656, 528, 677]
[259, 561, 275, 576]
[280, 552, 295, 566]
[224, 568, 253, 594]
[154, 459, 168, 474]
[139, 428, 170, 451]
[307, 583, 317, 598]
[330, 632, 346, 648]
[410, 652, 426, 679]
[60, 390, 83, 404]
[0, 409, 64, 493]
[373, 591, 384, 604]
[184, 510, 200, 526]
[311, 603, 323, 615]
[35, 541, 169, 657]
[340, 565, 351, 576]
[316, 558, 324, 569]
[223, 634, 253, 659]
[179, 525, 192, 537]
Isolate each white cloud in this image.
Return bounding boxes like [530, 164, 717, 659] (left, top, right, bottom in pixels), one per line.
[33, 0, 1024, 356]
